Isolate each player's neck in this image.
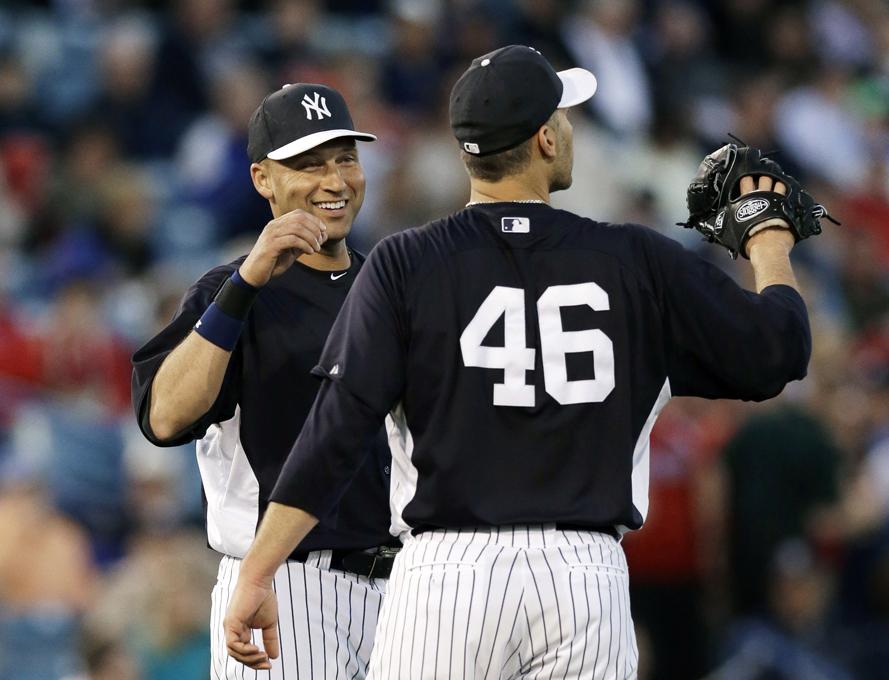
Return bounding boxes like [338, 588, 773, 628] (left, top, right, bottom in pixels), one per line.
[468, 176, 550, 206]
[299, 238, 351, 271]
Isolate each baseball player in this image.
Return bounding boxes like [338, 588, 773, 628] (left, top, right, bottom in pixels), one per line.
[131, 83, 399, 679]
[223, 47, 820, 679]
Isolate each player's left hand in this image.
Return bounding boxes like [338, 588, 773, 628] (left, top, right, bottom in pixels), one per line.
[224, 577, 279, 670]
[680, 143, 837, 259]
[739, 174, 795, 257]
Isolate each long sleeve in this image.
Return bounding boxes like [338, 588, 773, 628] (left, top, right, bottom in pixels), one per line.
[270, 238, 408, 517]
[130, 262, 242, 446]
[641, 229, 811, 400]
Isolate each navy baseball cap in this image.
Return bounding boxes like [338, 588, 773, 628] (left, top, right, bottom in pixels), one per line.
[449, 45, 597, 157]
[247, 83, 376, 163]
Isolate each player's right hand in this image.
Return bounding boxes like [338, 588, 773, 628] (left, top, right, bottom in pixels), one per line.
[239, 209, 328, 287]
[224, 577, 280, 670]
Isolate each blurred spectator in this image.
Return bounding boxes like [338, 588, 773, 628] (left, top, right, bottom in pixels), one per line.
[563, 0, 652, 136]
[93, 166, 156, 276]
[839, 162, 889, 265]
[74, 630, 140, 680]
[0, 473, 97, 680]
[837, 225, 889, 332]
[84, 531, 217, 680]
[709, 0, 771, 68]
[90, 18, 178, 160]
[21, 2, 103, 129]
[773, 66, 870, 189]
[722, 404, 842, 616]
[437, 3, 500, 68]
[2, 131, 51, 239]
[623, 398, 736, 680]
[8, 399, 130, 565]
[122, 422, 203, 533]
[0, 297, 42, 394]
[614, 105, 702, 233]
[727, 72, 806, 183]
[39, 280, 132, 413]
[764, 4, 816, 82]
[380, 0, 445, 117]
[810, 0, 877, 69]
[174, 61, 270, 241]
[508, 0, 576, 69]
[0, 50, 40, 136]
[645, 1, 725, 128]
[253, 0, 323, 79]
[711, 539, 853, 680]
[375, 79, 467, 238]
[152, 0, 246, 119]
[37, 121, 120, 253]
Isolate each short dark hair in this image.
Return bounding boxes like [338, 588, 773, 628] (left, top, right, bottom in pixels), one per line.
[461, 139, 532, 182]
[460, 110, 560, 182]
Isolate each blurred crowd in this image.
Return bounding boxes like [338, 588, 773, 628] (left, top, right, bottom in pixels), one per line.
[1, 0, 888, 678]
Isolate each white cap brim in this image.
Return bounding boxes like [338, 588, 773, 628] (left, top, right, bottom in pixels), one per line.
[557, 68, 598, 108]
[267, 128, 377, 161]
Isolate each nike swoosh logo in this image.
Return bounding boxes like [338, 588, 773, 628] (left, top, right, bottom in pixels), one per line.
[330, 272, 348, 281]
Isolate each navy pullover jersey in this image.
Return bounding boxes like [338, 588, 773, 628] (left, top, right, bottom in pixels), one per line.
[131, 252, 395, 557]
[270, 202, 811, 537]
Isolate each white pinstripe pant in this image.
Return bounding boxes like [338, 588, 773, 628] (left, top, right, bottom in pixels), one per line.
[367, 525, 637, 680]
[211, 552, 387, 680]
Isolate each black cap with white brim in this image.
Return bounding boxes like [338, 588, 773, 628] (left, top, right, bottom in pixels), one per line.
[449, 45, 597, 157]
[247, 83, 376, 163]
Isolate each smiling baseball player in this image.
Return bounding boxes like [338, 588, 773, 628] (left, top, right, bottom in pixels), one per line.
[132, 83, 399, 679]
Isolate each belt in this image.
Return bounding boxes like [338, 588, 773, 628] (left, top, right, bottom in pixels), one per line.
[292, 546, 399, 579]
[555, 523, 621, 540]
[412, 524, 621, 541]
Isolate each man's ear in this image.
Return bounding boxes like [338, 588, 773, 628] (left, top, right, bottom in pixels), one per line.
[536, 122, 558, 160]
[251, 162, 275, 201]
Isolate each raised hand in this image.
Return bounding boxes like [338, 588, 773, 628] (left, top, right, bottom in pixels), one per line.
[740, 174, 794, 257]
[239, 209, 328, 288]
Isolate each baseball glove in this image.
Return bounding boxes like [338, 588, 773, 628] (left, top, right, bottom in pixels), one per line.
[679, 143, 838, 259]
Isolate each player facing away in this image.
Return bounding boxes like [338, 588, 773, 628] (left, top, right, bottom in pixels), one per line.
[131, 83, 400, 679]
[223, 46, 811, 679]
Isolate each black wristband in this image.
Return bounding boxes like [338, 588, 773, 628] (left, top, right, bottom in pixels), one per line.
[214, 270, 259, 320]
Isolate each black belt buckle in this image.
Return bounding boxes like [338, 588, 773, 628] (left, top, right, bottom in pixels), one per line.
[339, 546, 399, 579]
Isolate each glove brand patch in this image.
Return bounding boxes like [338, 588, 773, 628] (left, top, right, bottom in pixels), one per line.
[680, 142, 837, 259]
[502, 217, 530, 233]
[735, 197, 770, 222]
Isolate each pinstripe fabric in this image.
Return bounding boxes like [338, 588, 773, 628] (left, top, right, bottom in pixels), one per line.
[367, 525, 637, 680]
[211, 554, 387, 679]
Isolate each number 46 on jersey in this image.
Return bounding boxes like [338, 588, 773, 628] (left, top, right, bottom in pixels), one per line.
[460, 283, 615, 407]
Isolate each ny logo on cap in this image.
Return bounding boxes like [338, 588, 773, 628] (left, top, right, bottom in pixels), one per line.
[302, 92, 331, 120]
[464, 142, 480, 154]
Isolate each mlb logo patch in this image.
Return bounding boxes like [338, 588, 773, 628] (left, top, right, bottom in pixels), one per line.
[502, 217, 530, 233]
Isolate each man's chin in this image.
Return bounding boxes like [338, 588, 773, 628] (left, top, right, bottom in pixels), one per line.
[320, 217, 353, 243]
[550, 175, 573, 192]
[310, 209, 354, 234]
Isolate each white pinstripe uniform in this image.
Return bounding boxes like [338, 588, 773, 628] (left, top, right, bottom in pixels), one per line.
[368, 526, 636, 680]
[131, 257, 396, 680]
[211, 552, 387, 680]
